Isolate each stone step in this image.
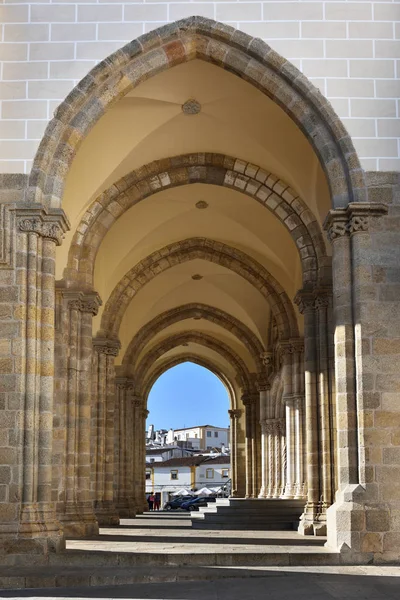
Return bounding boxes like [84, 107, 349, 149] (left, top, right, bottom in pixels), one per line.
[0, 551, 341, 590]
[191, 498, 306, 530]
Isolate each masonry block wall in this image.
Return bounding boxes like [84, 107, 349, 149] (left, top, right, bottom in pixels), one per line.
[0, 1, 399, 175]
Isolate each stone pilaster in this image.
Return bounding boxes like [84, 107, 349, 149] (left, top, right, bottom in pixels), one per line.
[91, 339, 120, 526]
[242, 393, 258, 498]
[295, 291, 323, 534]
[53, 287, 100, 537]
[114, 379, 136, 518]
[0, 208, 68, 556]
[324, 200, 394, 560]
[228, 409, 242, 497]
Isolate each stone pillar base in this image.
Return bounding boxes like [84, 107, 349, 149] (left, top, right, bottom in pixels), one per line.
[94, 501, 120, 526]
[58, 501, 99, 537]
[0, 502, 65, 558]
[116, 498, 136, 518]
[298, 501, 328, 536]
[325, 484, 377, 564]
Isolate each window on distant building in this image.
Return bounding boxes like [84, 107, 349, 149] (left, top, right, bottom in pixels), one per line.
[206, 468, 214, 479]
[145, 471, 151, 480]
[207, 431, 211, 437]
[186, 433, 189, 439]
[150, 458, 155, 463]
[170, 470, 178, 480]
[222, 469, 229, 478]
[194, 434, 198, 438]
[214, 432, 218, 438]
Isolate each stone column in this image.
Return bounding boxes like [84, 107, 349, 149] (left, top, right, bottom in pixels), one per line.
[257, 383, 270, 498]
[284, 397, 297, 498]
[242, 394, 257, 498]
[295, 291, 320, 534]
[54, 288, 100, 537]
[114, 379, 136, 518]
[324, 201, 392, 558]
[138, 408, 149, 513]
[91, 339, 120, 526]
[228, 409, 241, 497]
[316, 293, 334, 514]
[0, 208, 68, 556]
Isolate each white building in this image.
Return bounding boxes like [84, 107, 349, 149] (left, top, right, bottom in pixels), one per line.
[170, 425, 229, 451]
[146, 456, 231, 506]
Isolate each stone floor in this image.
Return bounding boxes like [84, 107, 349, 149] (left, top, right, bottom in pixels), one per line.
[1, 513, 400, 597]
[2, 568, 400, 599]
[67, 513, 332, 556]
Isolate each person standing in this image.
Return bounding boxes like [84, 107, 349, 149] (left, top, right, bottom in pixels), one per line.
[148, 492, 155, 511]
[154, 492, 161, 511]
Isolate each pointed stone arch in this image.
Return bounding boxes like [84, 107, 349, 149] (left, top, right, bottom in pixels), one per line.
[122, 303, 265, 374]
[142, 354, 236, 407]
[129, 330, 253, 394]
[66, 154, 330, 288]
[99, 238, 299, 341]
[29, 17, 365, 210]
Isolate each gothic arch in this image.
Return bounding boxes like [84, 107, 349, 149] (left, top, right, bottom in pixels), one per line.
[123, 303, 265, 374]
[143, 354, 236, 408]
[129, 331, 253, 394]
[65, 154, 330, 288]
[28, 17, 365, 210]
[99, 238, 299, 341]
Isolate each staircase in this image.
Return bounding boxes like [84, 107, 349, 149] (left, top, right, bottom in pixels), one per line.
[191, 498, 306, 530]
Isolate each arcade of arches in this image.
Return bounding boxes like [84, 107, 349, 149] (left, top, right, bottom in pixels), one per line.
[1, 18, 400, 564]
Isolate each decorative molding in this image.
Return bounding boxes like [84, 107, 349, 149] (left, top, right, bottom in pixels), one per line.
[0, 205, 15, 270]
[182, 99, 201, 115]
[16, 207, 70, 246]
[65, 291, 102, 316]
[93, 337, 121, 356]
[228, 409, 242, 420]
[295, 288, 332, 314]
[324, 202, 388, 242]
[115, 378, 135, 392]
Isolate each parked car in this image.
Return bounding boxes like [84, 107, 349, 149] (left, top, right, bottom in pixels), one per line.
[163, 496, 194, 511]
[181, 496, 216, 511]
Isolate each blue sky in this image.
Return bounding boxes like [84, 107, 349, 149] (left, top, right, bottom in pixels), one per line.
[146, 362, 230, 430]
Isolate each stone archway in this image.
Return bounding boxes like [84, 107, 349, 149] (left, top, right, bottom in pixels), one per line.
[121, 303, 265, 375]
[99, 238, 299, 342]
[65, 154, 329, 289]
[28, 17, 366, 210]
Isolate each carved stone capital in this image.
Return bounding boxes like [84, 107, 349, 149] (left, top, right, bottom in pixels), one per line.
[64, 290, 102, 316]
[228, 409, 242, 420]
[256, 377, 270, 392]
[16, 207, 70, 246]
[115, 377, 135, 392]
[241, 393, 257, 407]
[294, 289, 315, 314]
[93, 337, 121, 357]
[324, 202, 388, 242]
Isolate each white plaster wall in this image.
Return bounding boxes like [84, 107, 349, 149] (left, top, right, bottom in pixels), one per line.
[0, 1, 399, 174]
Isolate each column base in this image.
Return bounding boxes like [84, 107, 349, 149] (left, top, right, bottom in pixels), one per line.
[298, 501, 328, 536]
[0, 502, 65, 558]
[116, 498, 136, 518]
[94, 500, 120, 526]
[58, 501, 99, 537]
[325, 484, 376, 563]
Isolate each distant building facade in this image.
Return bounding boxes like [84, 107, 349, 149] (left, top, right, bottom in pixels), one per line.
[146, 424, 229, 452]
[146, 456, 231, 506]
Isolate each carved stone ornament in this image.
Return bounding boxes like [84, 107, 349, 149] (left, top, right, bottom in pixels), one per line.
[228, 409, 242, 420]
[67, 291, 101, 316]
[182, 99, 201, 115]
[116, 378, 135, 392]
[16, 208, 69, 246]
[324, 202, 388, 242]
[93, 336, 121, 356]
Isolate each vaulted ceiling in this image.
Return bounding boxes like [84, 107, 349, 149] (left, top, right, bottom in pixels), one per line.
[57, 57, 331, 400]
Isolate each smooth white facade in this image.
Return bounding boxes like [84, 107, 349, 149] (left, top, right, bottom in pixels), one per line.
[1, 1, 400, 175]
